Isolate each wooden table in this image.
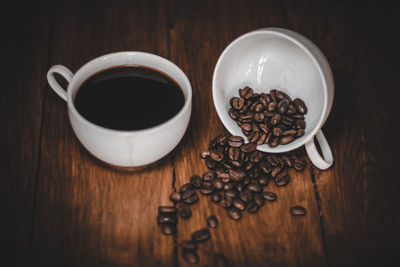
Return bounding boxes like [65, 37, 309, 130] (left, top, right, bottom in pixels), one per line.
[2, 0, 399, 266]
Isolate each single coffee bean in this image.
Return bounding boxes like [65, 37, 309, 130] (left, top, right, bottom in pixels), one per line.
[271, 114, 281, 125]
[181, 240, 198, 251]
[158, 206, 176, 214]
[202, 171, 215, 182]
[213, 253, 229, 267]
[254, 112, 265, 122]
[228, 169, 246, 182]
[228, 136, 244, 147]
[213, 178, 224, 190]
[271, 167, 282, 178]
[276, 90, 292, 102]
[259, 124, 269, 133]
[259, 160, 272, 173]
[287, 104, 297, 115]
[281, 115, 295, 126]
[228, 108, 240, 120]
[217, 135, 228, 146]
[263, 191, 277, 201]
[275, 175, 290, 186]
[241, 142, 257, 153]
[210, 149, 224, 162]
[295, 119, 306, 129]
[266, 155, 280, 167]
[269, 137, 279, 147]
[291, 114, 305, 119]
[258, 175, 270, 186]
[222, 196, 233, 208]
[223, 182, 235, 191]
[218, 172, 230, 183]
[207, 215, 218, 228]
[177, 203, 192, 219]
[229, 160, 242, 168]
[248, 182, 262, 193]
[290, 206, 307, 216]
[161, 224, 176, 235]
[257, 132, 267, 145]
[246, 201, 259, 213]
[205, 157, 217, 169]
[296, 129, 305, 137]
[264, 132, 273, 145]
[227, 207, 242, 220]
[278, 99, 289, 114]
[200, 185, 214, 195]
[230, 96, 245, 110]
[182, 189, 196, 200]
[169, 191, 182, 202]
[241, 123, 252, 132]
[233, 198, 246, 211]
[200, 151, 210, 159]
[280, 154, 293, 167]
[191, 228, 211, 242]
[239, 189, 253, 203]
[211, 192, 222, 203]
[267, 101, 278, 111]
[280, 135, 294, 145]
[249, 130, 260, 143]
[293, 98, 308, 114]
[182, 250, 199, 264]
[183, 193, 199, 205]
[239, 113, 254, 123]
[272, 127, 283, 137]
[293, 158, 307, 172]
[240, 86, 254, 99]
[254, 103, 264, 112]
[264, 110, 275, 117]
[254, 193, 265, 207]
[157, 214, 178, 225]
[190, 175, 203, 188]
[225, 189, 238, 198]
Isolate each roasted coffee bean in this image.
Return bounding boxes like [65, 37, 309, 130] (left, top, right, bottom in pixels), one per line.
[270, 89, 277, 101]
[295, 119, 306, 129]
[248, 182, 262, 193]
[240, 86, 254, 99]
[296, 129, 305, 137]
[169, 191, 182, 202]
[267, 101, 278, 111]
[248, 130, 260, 143]
[210, 149, 224, 162]
[200, 151, 210, 159]
[266, 155, 280, 167]
[248, 166, 260, 179]
[223, 182, 235, 191]
[263, 191, 277, 201]
[287, 104, 297, 115]
[233, 198, 246, 211]
[228, 108, 240, 120]
[227, 207, 242, 220]
[275, 175, 290, 186]
[207, 215, 218, 228]
[293, 158, 307, 172]
[280, 155, 293, 167]
[258, 175, 270, 186]
[254, 112, 265, 122]
[225, 189, 238, 198]
[222, 196, 233, 208]
[161, 224, 176, 235]
[254, 193, 265, 207]
[281, 115, 295, 126]
[182, 189, 196, 200]
[276, 90, 292, 102]
[283, 129, 297, 136]
[202, 171, 215, 182]
[271, 167, 282, 178]
[259, 124, 269, 133]
[191, 228, 211, 242]
[217, 172, 230, 183]
[246, 201, 259, 213]
[213, 178, 224, 190]
[229, 160, 242, 167]
[264, 110, 275, 117]
[213, 253, 229, 267]
[244, 161, 253, 171]
[250, 151, 264, 163]
[241, 142, 257, 153]
[241, 123, 252, 132]
[190, 175, 203, 188]
[158, 206, 177, 214]
[211, 192, 222, 203]
[205, 157, 217, 169]
[280, 135, 294, 145]
[228, 136, 244, 147]
[290, 206, 307, 216]
[217, 135, 229, 146]
[254, 103, 264, 112]
[257, 132, 267, 145]
[291, 114, 305, 119]
[293, 98, 308, 114]
[157, 214, 178, 225]
[177, 203, 192, 219]
[181, 240, 198, 251]
[259, 160, 272, 173]
[265, 132, 273, 145]
[183, 192, 199, 205]
[271, 114, 281, 125]
[278, 99, 289, 114]
[272, 127, 283, 137]
[200, 185, 214, 195]
[269, 137, 279, 147]
[230, 97, 245, 110]
[183, 250, 199, 264]
[239, 189, 253, 203]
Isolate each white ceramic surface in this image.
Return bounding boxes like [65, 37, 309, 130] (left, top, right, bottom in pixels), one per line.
[212, 28, 334, 170]
[47, 52, 192, 167]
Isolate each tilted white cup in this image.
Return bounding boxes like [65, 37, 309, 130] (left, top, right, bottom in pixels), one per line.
[213, 28, 334, 170]
[47, 52, 192, 167]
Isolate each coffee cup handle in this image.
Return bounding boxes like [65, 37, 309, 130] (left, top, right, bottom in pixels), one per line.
[305, 129, 333, 170]
[47, 65, 74, 102]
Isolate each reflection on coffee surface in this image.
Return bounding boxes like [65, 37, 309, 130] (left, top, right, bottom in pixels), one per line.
[75, 66, 184, 130]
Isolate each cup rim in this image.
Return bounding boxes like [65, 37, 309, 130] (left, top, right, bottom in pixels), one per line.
[212, 28, 330, 153]
[66, 51, 192, 135]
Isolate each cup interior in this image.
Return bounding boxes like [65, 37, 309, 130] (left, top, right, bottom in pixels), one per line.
[213, 29, 328, 153]
[67, 52, 192, 133]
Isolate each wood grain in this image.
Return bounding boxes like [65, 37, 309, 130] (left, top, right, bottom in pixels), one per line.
[285, 1, 400, 266]
[170, 0, 327, 266]
[0, 1, 53, 266]
[31, 1, 175, 266]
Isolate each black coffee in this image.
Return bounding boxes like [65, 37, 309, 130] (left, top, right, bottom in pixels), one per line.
[75, 66, 185, 130]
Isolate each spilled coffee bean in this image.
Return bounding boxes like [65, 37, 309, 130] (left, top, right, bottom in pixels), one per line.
[290, 206, 307, 216]
[207, 215, 218, 228]
[191, 228, 211, 243]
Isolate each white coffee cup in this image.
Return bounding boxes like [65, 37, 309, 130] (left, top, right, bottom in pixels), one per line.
[47, 51, 192, 167]
[212, 28, 334, 170]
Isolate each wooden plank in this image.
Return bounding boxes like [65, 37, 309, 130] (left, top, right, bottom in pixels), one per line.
[285, 1, 400, 265]
[31, 1, 175, 266]
[169, 0, 328, 266]
[0, 1, 53, 265]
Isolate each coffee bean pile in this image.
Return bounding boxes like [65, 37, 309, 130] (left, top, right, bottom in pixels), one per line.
[157, 133, 308, 265]
[200, 134, 307, 219]
[229, 87, 308, 147]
